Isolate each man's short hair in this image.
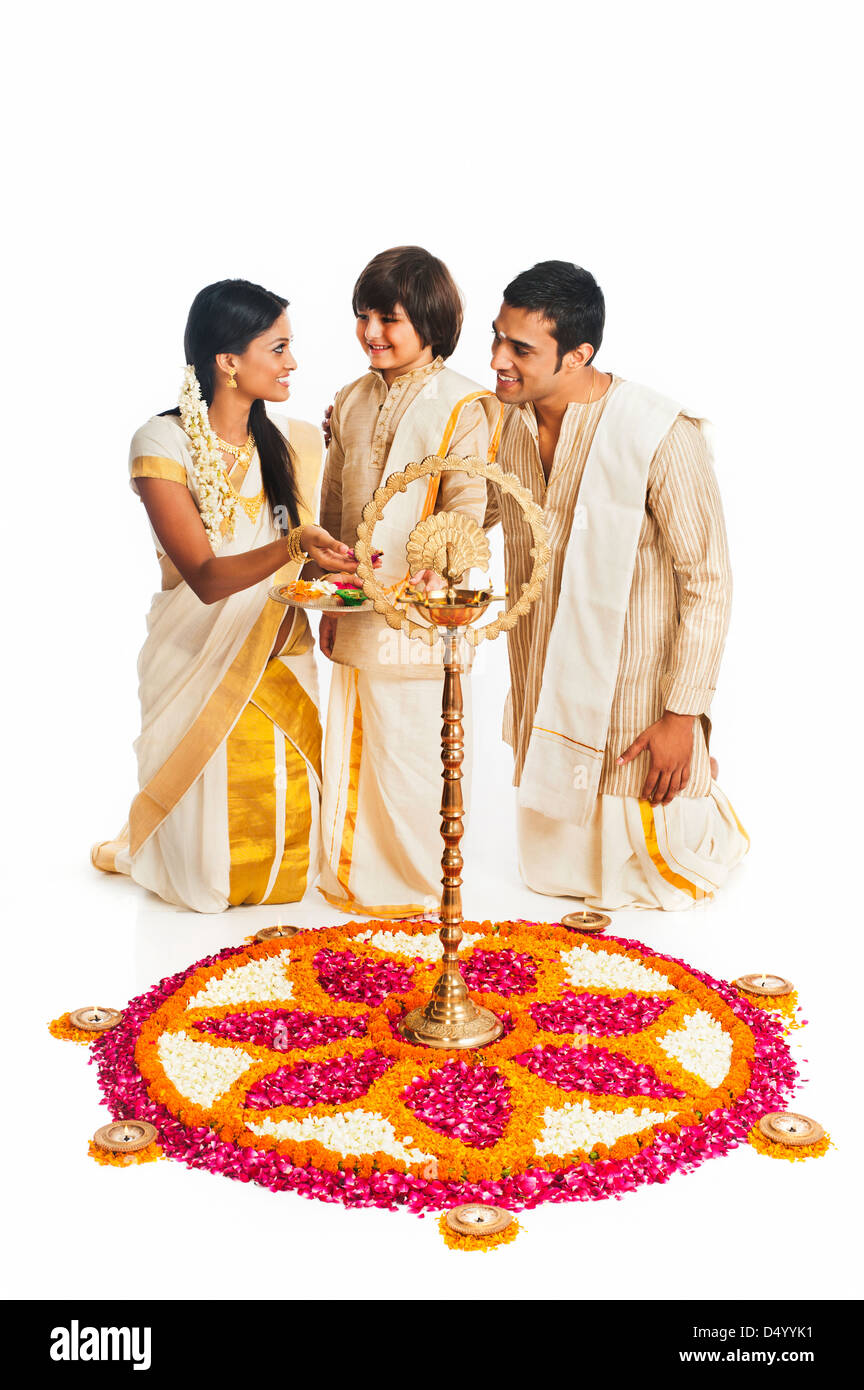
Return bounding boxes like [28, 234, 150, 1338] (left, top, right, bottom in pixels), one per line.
[352, 246, 463, 360]
[503, 261, 605, 368]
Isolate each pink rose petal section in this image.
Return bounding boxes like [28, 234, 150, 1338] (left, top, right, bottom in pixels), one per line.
[402, 1059, 511, 1148]
[313, 948, 415, 1005]
[245, 1048, 393, 1109]
[530, 991, 671, 1036]
[513, 1043, 687, 1099]
[195, 1009, 367, 1051]
[461, 948, 537, 996]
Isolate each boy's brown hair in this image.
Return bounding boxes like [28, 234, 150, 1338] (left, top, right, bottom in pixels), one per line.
[352, 246, 463, 360]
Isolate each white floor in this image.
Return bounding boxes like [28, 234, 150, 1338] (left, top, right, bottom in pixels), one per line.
[5, 627, 859, 1304]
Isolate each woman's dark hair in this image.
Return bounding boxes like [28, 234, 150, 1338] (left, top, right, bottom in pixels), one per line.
[161, 278, 301, 532]
[352, 246, 463, 360]
[503, 261, 605, 368]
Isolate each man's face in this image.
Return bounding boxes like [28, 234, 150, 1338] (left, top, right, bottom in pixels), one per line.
[490, 302, 562, 406]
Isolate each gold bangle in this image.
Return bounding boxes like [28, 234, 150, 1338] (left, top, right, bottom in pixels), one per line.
[285, 526, 308, 566]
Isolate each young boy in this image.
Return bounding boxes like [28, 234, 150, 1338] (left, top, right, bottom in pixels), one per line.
[317, 245, 501, 916]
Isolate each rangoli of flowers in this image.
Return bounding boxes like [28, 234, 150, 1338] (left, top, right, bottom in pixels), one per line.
[62, 919, 828, 1226]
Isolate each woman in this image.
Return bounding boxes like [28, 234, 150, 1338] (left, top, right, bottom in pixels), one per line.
[92, 279, 354, 913]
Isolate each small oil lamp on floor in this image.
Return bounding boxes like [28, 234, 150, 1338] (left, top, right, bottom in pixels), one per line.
[734, 973, 794, 997]
[445, 1204, 514, 1237]
[68, 1007, 122, 1032]
[758, 1112, 824, 1147]
[255, 925, 300, 942]
[92, 1120, 159, 1154]
[561, 910, 611, 933]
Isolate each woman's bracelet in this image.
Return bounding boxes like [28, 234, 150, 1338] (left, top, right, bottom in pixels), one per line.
[284, 526, 308, 566]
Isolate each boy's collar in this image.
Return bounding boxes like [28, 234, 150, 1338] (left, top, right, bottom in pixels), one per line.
[370, 355, 444, 388]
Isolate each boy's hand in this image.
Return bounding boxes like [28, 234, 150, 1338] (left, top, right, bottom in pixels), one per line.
[322, 404, 334, 447]
[319, 612, 338, 659]
[617, 711, 694, 806]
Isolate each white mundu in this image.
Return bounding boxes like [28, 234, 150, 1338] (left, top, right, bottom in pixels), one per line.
[500, 378, 749, 911]
[318, 361, 499, 917]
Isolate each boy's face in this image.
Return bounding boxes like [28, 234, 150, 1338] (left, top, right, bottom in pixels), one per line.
[355, 303, 434, 381]
[490, 302, 564, 406]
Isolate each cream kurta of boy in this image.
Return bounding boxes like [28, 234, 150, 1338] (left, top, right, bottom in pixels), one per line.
[320, 358, 497, 673]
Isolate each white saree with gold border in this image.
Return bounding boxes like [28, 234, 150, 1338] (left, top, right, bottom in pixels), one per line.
[93, 412, 323, 914]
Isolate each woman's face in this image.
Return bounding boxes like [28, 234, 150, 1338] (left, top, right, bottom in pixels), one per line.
[228, 311, 296, 401]
[355, 303, 433, 382]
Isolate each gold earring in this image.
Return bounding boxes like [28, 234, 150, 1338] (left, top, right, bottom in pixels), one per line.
[227, 367, 238, 390]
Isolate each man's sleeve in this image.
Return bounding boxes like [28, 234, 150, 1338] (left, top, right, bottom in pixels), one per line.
[648, 416, 733, 716]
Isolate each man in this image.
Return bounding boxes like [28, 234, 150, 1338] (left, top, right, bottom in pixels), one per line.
[485, 260, 747, 910]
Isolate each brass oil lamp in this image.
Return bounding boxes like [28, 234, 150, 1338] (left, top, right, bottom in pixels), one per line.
[354, 454, 549, 1050]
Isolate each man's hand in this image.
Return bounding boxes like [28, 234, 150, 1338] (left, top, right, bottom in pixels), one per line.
[617, 711, 695, 806]
[319, 612, 338, 659]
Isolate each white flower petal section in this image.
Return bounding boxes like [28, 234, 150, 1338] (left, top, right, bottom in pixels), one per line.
[657, 1009, 732, 1087]
[246, 1112, 434, 1166]
[561, 944, 673, 993]
[186, 955, 294, 1009]
[356, 929, 486, 962]
[158, 1032, 254, 1107]
[535, 1099, 674, 1157]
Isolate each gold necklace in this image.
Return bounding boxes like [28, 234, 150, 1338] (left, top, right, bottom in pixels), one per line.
[215, 431, 255, 460]
[227, 477, 266, 523]
[221, 434, 265, 523]
[225, 464, 266, 523]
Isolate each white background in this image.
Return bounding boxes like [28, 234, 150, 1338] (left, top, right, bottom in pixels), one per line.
[2, 0, 861, 1304]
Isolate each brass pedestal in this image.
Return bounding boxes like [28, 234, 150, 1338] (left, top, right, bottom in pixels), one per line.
[397, 618, 503, 1050]
[399, 926, 503, 1048]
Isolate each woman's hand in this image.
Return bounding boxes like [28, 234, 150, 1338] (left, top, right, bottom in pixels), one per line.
[300, 525, 356, 573]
